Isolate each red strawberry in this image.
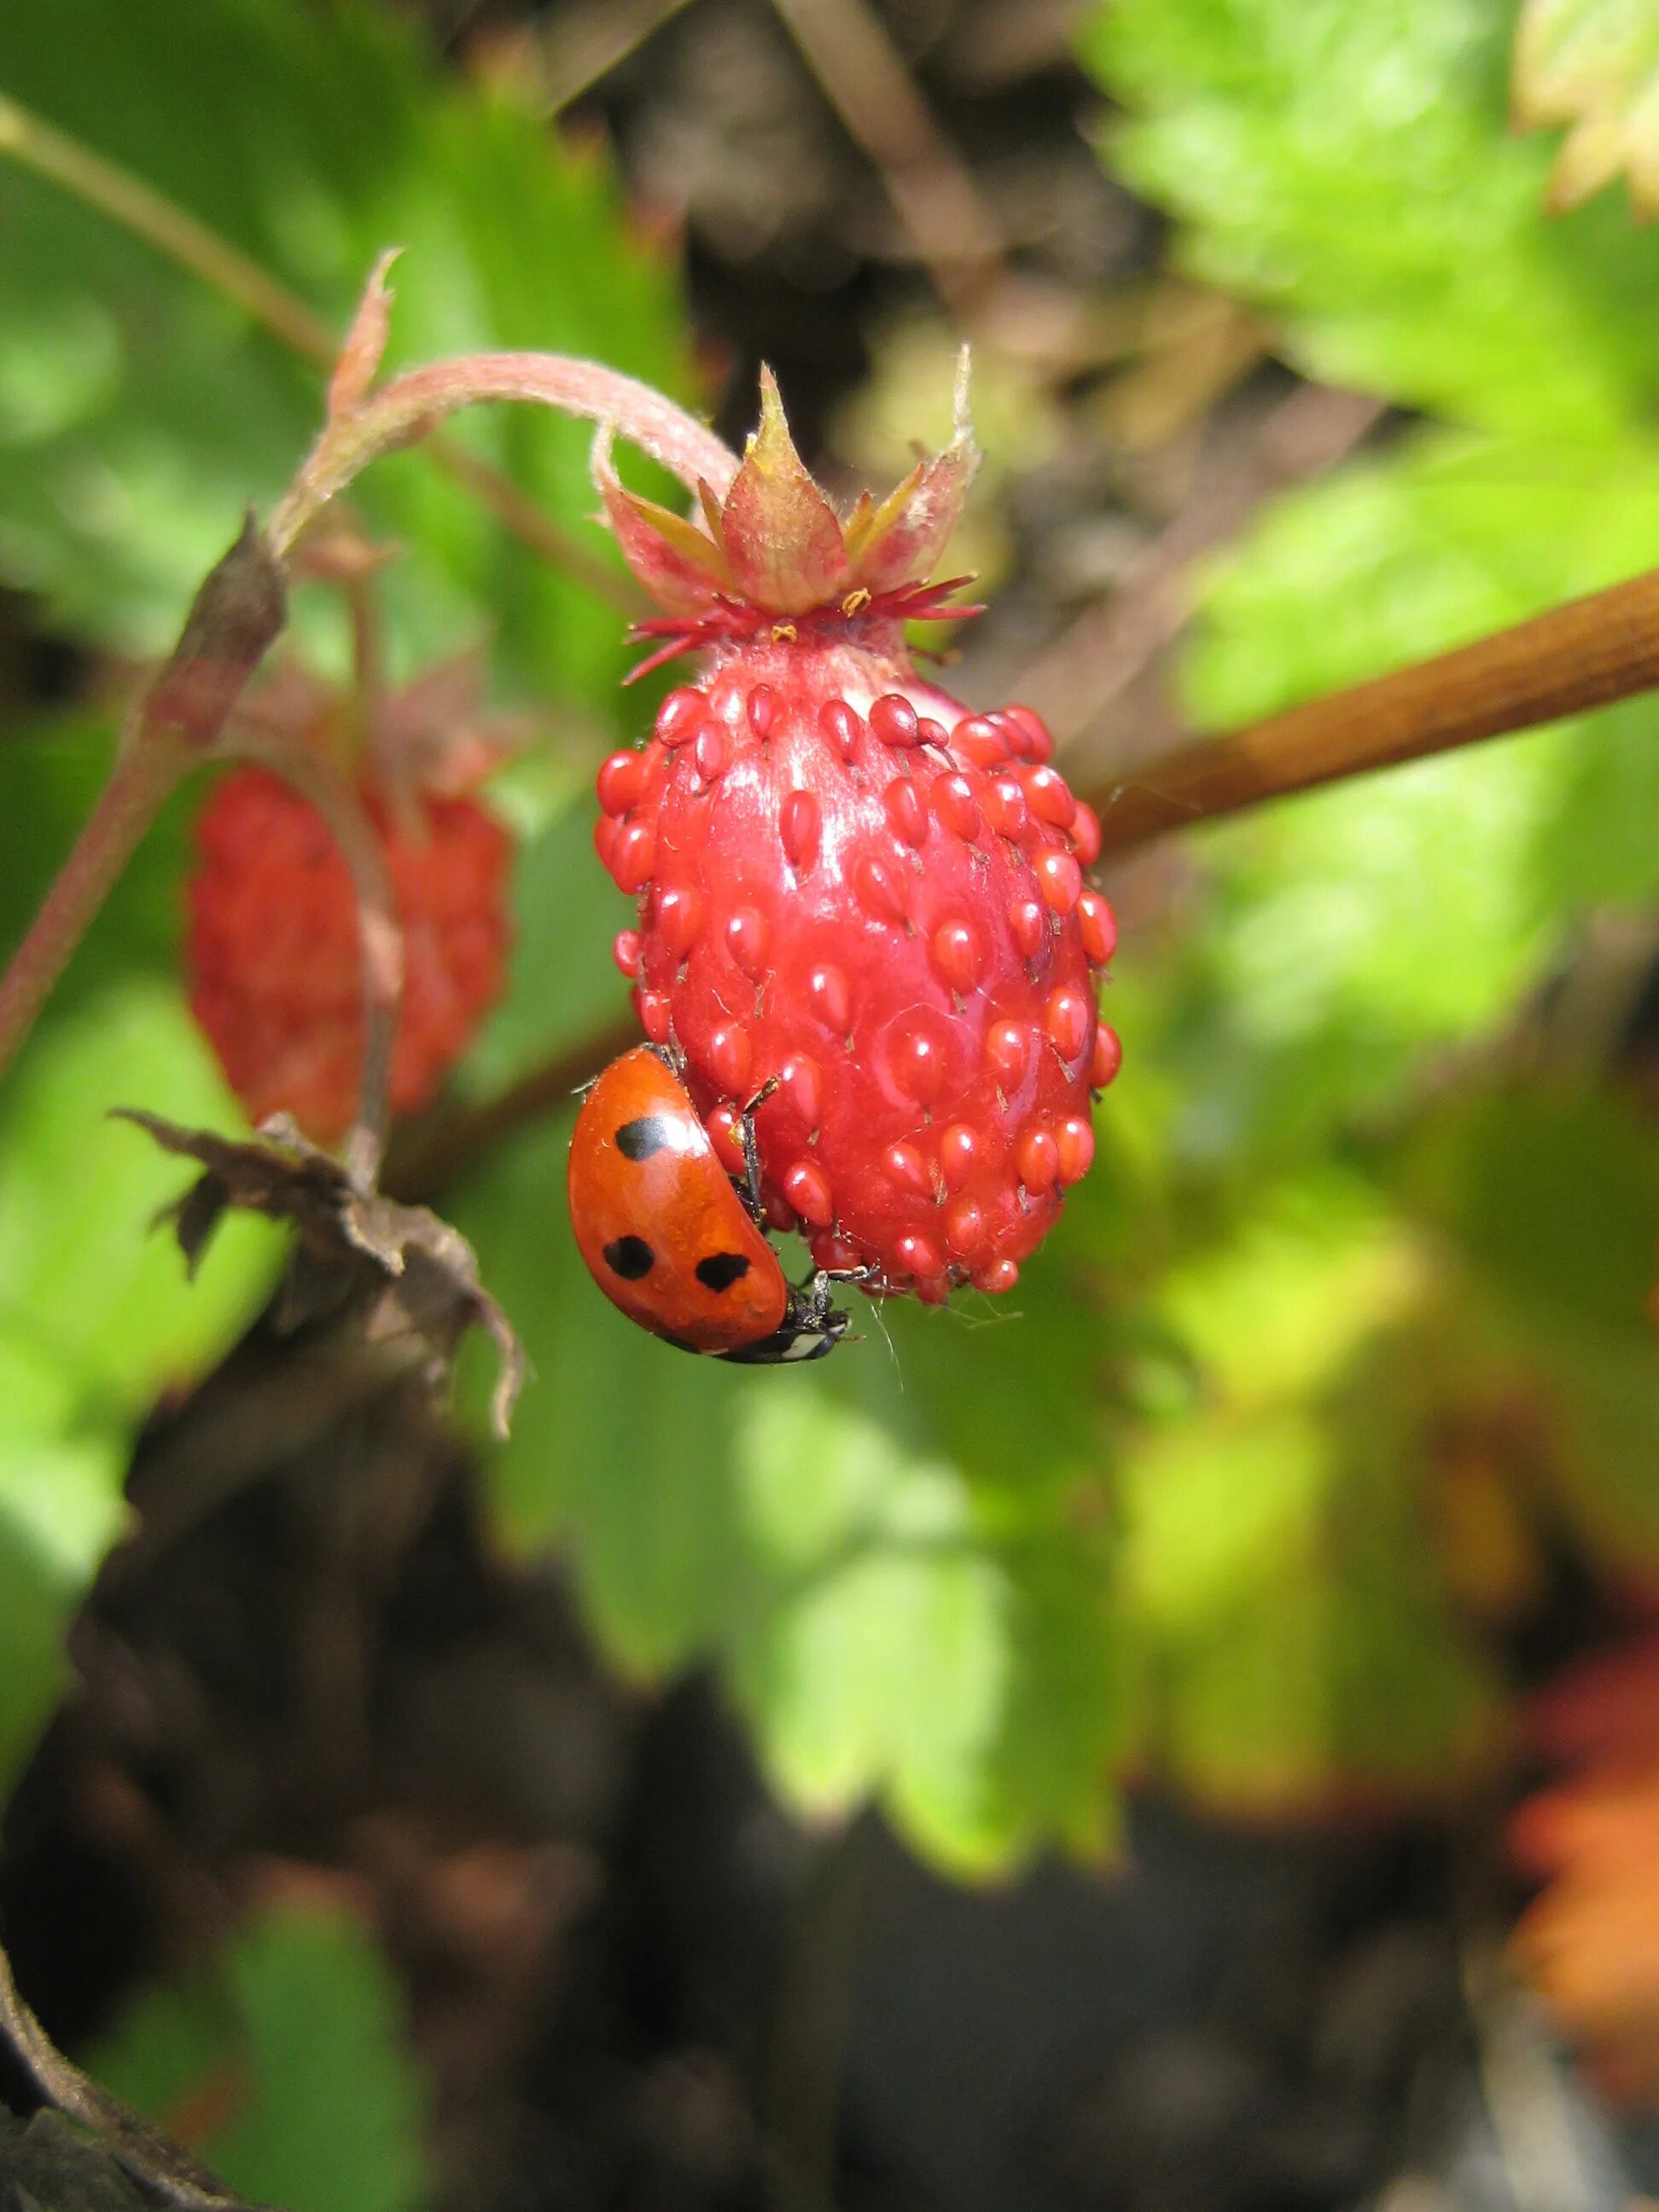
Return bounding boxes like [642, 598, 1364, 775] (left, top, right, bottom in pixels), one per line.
[187, 663, 514, 1144]
[591, 372, 1118, 1300]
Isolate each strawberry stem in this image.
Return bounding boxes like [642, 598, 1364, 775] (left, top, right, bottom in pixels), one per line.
[1086, 563, 1659, 854]
[0, 516, 285, 1086]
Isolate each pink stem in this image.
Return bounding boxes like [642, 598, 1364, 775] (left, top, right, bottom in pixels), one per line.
[272, 352, 739, 557]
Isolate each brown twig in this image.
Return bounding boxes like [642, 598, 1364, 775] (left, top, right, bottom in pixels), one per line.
[387, 1010, 641, 1201]
[0, 87, 645, 615]
[539, 0, 699, 110]
[1086, 562, 1659, 855]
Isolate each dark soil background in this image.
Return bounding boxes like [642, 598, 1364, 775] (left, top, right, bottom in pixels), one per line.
[3, 3, 1657, 2208]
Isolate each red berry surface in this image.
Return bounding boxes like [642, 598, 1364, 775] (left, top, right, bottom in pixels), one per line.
[188, 765, 511, 1143]
[591, 369, 1120, 1300]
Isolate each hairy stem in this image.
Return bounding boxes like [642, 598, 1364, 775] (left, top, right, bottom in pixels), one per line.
[272, 352, 738, 556]
[1085, 563, 1659, 854]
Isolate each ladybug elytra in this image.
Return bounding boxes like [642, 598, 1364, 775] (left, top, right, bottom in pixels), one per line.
[568, 1045, 853, 1362]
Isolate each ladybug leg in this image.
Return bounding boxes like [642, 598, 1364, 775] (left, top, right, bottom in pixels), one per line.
[735, 1074, 780, 1214]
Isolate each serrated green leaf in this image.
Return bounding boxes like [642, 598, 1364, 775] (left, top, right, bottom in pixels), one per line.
[84, 1899, 431, 2212]
[1120, 1179, 1501, 1813]
[1082, 0, 1659, 438]
[451, 1112, 1126, 1871]
[1513, 0, 1659, 215]
[0, 0, 694, 719]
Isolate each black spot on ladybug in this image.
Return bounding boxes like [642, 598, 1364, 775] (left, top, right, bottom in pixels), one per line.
[615, 1113, 678, 1162]
[603, 1235, 656, 1280]
[696, 1251, 752, 1292]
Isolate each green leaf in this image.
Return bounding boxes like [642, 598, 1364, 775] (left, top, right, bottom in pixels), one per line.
[84, 1898, 431, 2212]
[0, 979, 280, 1420]
[0, 1337, 127, 1799]
[451, 1114, 1127, 1871]
[0, 0, 695, 719]
[1402, 1085, 1659, 1571]
[1082, 0, 1659, 438]
[1119, 1177, 1501, 1812]
[1513, 0, 1659, 215]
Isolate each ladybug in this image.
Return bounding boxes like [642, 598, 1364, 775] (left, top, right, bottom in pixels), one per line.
[568, 1044, 853, 1362]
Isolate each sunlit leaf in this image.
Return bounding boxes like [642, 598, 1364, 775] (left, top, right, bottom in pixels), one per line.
[1513, 0, 1659, 216]
[1083, 0, 1659, 437]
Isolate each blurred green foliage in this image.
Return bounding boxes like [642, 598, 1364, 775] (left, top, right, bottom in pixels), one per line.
[84, 1897, 431, 2212]
[0, 13, 1656, 2190]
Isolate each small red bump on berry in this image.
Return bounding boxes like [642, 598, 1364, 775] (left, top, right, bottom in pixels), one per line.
[914, 1276, 951, 1306]
[656, 884, 706, 959]
[1017, 1123, 1060, 1190]
[747, 684, 778, 737]
[708, 1103, 748, 1177]
[1056, 1116, 1095, 1186]
[1071, 802, 1103, 868]
[1001, 705, 1055, 763]
[952, 715, 1008, 768]
[882, 1140, 933, 1196]
[884, 777, 929, 848]
[983, 777, 1028, 838]
[1078, 889, 1116, 968]
[809, 963, 852, 1033]
[725, 905, 771, 979]
[708, 673, 747, 725]
[597, 751, 644, 815]
[973, 1258, 1020, 1295]
[594, 815, 619, 870]
[897, 1231, 945, 1280]
[709, 1022, 753, 1094]
[612, 928, 643, 979]
[892, 1020, 947, 1106]
[945, 1197, 984, 1257]
[916, 717, 948, 749]
[655, 687, 705, 746]
[635, 987, 672, 1044]
[611, 821, 656, 893]
[693, 720, 729, 781]
[1091, 1024, 1124, 1090]
[986, 1019, 1032, 1089]
[855, 853, 907, 927]
[783, 1160, 834, 1227]
[812, 1232, 862, 1273]
[780, 789, 822, 873]
[930, 772, 980, 839]
[780, 1052, 823, 1129]
[938, 1122, 978, 1190]
[1009, 894, 1047, 959]
[1045, 986, 1091, 1062]
[819, 698, 864, 761]
[1024, 766, 1077, 830]
[870, 693, 919, 748]
[931, 917, 984, 995]
[1036, 849, 1082, 916]
[763, 1188, 799, 1233]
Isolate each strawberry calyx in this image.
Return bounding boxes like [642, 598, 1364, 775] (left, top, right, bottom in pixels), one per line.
[595, 358, 979, 640]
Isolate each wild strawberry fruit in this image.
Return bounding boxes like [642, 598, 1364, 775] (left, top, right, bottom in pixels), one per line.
[187, 663, 514, 1144]
[591, 371, 1118, 1300]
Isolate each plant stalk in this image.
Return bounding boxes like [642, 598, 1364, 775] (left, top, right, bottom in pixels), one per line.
[1086, 563, 1659, 854]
